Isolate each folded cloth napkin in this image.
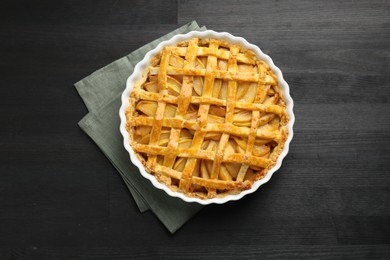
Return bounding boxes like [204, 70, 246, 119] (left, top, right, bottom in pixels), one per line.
[75, 21, 206, 233]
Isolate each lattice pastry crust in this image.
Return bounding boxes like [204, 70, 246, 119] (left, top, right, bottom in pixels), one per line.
[125, 38, 289, 199]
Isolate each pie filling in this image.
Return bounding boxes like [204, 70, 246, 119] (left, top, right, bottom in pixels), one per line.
[126, 38, 289, 199]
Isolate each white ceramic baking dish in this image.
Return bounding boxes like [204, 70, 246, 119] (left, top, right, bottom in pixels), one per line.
[119, 30, 295, 205]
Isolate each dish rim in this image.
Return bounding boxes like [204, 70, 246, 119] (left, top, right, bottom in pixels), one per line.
[119, 30, 295, 205]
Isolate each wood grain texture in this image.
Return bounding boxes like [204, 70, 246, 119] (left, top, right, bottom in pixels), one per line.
[1, 0, 177, 25]
[1, 0, 390, 258]
[5, 245, 390, 259]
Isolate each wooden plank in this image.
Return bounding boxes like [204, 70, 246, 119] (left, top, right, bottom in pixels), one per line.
[278, 159, 390, 188]
[1, 0, 177, 25]
[286, 74, 390, 104]
[294, 104, 390, 131]
[334, 216, 390, 244]
[8, 245, 390, 259]
[178, 0, 390, 27]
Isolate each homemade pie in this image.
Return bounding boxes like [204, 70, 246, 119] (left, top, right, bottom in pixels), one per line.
[125, 37, 289, 199]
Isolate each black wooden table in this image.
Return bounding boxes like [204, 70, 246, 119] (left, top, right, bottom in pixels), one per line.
[1, 0, 389, 259]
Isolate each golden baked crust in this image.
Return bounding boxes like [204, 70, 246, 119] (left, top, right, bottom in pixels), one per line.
[125, 38, 289, 199]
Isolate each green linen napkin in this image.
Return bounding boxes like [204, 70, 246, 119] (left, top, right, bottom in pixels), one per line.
[75, 21, 206, 233]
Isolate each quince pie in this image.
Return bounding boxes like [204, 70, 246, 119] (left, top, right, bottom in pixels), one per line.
[125, 37, 289, 199]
